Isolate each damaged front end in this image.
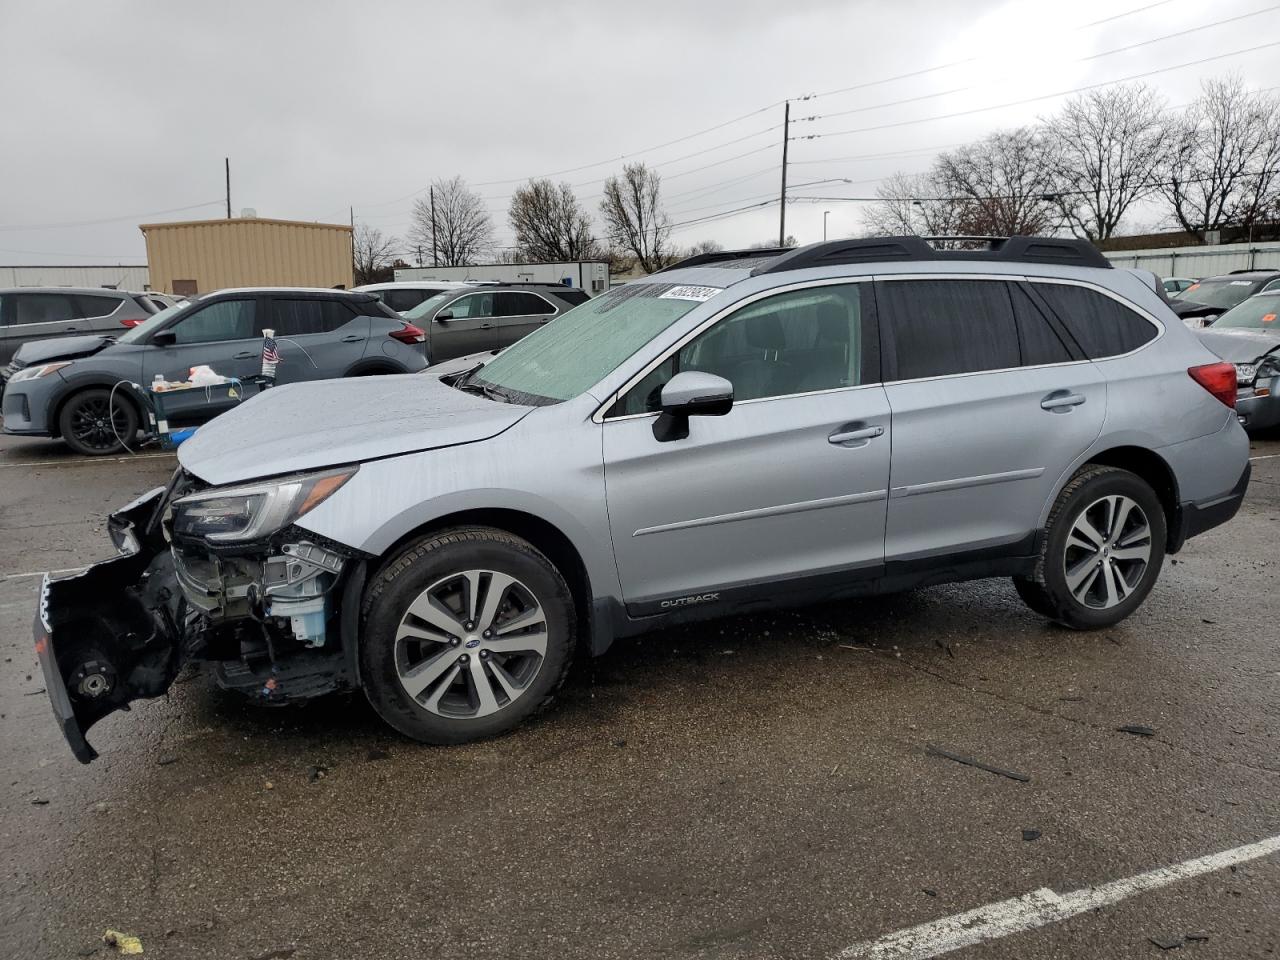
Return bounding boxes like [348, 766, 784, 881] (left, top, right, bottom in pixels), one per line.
[36, 466, 365, 763]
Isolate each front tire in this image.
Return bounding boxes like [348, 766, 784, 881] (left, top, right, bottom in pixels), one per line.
[1014, 465, 1166, 629]
[58, 388, 138, 456]
[360, 527, 577, 744]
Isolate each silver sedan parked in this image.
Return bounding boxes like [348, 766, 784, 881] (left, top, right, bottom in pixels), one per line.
[1197, 289, 1280, 432]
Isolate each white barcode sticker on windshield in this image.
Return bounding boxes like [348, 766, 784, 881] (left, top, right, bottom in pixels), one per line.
[660, 285, 723, 302]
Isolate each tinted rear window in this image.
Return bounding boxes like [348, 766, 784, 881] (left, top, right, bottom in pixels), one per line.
[554, 289, 590, 306]
[878, 279, 1020, 380]
[1010, 285, 1073, 366]
[270, 298, 357, 335]
[1033, 283, 1156, 358]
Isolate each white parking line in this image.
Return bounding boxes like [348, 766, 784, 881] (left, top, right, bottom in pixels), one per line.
[1249, 453, 1280, 462]
[0, 452, 173, 468]
[836, 833, 1280, 959]
[1, 567, 83, 582]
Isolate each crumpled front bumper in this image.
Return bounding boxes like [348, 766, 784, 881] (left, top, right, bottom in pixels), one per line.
[34, 486, 185, 763]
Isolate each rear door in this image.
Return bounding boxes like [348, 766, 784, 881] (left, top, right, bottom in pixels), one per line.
[76, 293, 131, 334]
[140, 296, 262, 422]
[877, 276, 1107, 565]
[264, 296, 370, 383]
[492, 291, 558, 346]
[0, 291, 93, 362]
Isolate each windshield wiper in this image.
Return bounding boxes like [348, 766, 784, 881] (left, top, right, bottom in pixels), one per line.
[452, 374, 511, 404]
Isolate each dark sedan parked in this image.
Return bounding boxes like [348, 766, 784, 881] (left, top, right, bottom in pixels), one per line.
[1197, 289, 1280, 432]
[1172, 270, 1280, 326]
[2, 287, 423, 455]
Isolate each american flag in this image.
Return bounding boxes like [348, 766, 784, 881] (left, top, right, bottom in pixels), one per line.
[262, 336, 280, 364]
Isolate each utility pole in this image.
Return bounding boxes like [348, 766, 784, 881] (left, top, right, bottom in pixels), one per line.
[430, 185, 439, 266]
[225, 158, 231, 218]
[823, 210, 830, 241]
[349, 206, 355, 286]
[778, 100, 790, 247]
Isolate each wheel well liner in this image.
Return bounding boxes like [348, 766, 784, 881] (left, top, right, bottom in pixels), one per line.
[1084, 446, 1181, 551]
[344, 360, 406, 377]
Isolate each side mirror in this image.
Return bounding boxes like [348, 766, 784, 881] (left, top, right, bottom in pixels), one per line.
[653, 371, 734, 442]
[435, 310, 454, 323]
[151, 329, 176, 347]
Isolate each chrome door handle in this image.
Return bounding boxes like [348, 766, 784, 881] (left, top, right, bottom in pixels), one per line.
[233, 351, 257, 360]
[828, 425, 884, 445]
[1041, 392, 1086, 411]
[340, 335, 363, 342]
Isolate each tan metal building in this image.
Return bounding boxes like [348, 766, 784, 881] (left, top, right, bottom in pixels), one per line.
[139, 217, 353, 296]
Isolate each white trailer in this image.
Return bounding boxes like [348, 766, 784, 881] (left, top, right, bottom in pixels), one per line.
[395, 260, 609, 295]
[1103, 242, 1280, 279]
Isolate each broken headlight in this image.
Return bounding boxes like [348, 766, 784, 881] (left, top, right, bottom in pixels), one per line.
[172, 466, 357, 544]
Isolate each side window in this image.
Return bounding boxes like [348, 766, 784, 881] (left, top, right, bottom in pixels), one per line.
[1010, 285, 1073, 366]
[1033, 282, 1157, 358]
[444, 293, 494, 319]
[11, 292, 82, 325]
[878, 279, 1019, 380]
[382, 289, 426, 313]
[169, 299, 256, 345]
[76, 294, 122, 318]
[616, 283, 872, 415]
[269, 298, 353, 336]
[497, 292, 554, 317]
[1262, 278, 1280, 293]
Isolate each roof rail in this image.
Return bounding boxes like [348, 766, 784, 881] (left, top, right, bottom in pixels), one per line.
[751, 235, 1112, 275]
[656, 247, 794, 273]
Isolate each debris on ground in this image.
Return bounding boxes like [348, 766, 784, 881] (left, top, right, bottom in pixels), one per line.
[1117, 724, 1157, 737]
[251, 945, 297, 960]
[1185, 932, 1210, 942]
[264, 781, 274, 790]
[366, 748, 390, 762]
[30, 796, 50, 805]
[611, 739, 627, 748]
[1148, 933, 1184, 949]
[306, 764, 328, 783]
[103, 930, 143, 954]
[922, 888, 938, 897]
[926, 745, 1031, 782]
[156, 756, 179, 766]
[1201, 618, 1217, 625]
[1022, 828, 1042, 841]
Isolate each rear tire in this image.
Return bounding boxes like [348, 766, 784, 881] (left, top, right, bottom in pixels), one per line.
[1014, 465, 1166, 630]
[58, 388, 138, 456]
[360, 527, 577, 745]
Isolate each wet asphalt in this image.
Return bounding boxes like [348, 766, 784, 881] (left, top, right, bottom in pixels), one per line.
[0, 431, 1277, 960]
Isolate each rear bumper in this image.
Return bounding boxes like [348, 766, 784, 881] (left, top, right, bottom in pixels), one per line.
[1171, 461, 1251, 550]
[1235, 387, 1280, 432]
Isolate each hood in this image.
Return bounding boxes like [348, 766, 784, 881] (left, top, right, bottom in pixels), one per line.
[12, 335, 115, 366]
[1197, 327, 1280, 363]
[178, 372, 535, 485]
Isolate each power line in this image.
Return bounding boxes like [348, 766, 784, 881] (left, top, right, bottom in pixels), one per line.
[797, 39, 1280, 142]
[805, 6, 1280, 126]
[0, 200, 224, 232]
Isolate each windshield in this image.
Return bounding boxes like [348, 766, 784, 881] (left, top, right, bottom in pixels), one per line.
[1212, 294, 1280, 330]
[1179, 278, 1262, 310]
[116, 300, 194, 343]
[403, 291, 457, 321]
[471, 283, 707, 402]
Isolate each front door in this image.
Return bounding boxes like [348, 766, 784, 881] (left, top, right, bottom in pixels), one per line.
[428, 291, 499, 362]
[264, 296, 370, 384]
[603, 281, 891, 613]
[492, 290, 558, 347]
[141, 296, 264, 423]
[875, 277, 1107, 563]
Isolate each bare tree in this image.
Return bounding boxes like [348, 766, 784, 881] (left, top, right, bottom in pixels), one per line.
[508, 179, 599, 262]
[599, 163, 673, 273]
[1044, 84, 1173, 241]
[934, 127, 1061, 236]
[861, 171, 967, 237]
[408, 176, 494, 266]
[1160, 77, 1280, 238]
[685, 239, 724, 256]
[352, 223, 399, 285]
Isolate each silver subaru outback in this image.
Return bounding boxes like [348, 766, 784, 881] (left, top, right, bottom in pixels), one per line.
[37, 236, 1251, 762]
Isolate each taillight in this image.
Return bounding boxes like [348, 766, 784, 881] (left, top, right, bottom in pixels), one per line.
[120, 318, 144, 328]
[389, 323, 425, 345]
[1188, 361, 1237, 408]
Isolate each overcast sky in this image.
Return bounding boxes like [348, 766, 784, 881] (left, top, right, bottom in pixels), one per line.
[1, 0, 1277, 267]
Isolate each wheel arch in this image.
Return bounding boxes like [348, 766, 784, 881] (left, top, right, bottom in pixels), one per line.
[343, 359, 408, 377]
[49, 379, 143, 440]
[369, 507, 600, 656]
[1048, 444, 1181, 552]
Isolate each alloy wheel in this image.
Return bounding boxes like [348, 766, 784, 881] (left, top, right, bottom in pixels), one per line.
[1063, 494, 1153, 610]
[394, 569, 548, 718]
[69, 396, 131, 452]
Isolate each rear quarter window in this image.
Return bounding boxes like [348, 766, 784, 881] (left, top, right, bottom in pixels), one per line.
[1032, 283, 1157, 358]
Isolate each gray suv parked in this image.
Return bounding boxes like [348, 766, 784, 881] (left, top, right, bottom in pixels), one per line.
[3, 287, 421, 455]
[0, 287, 157, 365]
[402, 282, 591, 362]
[36, 236, 1250, 763]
